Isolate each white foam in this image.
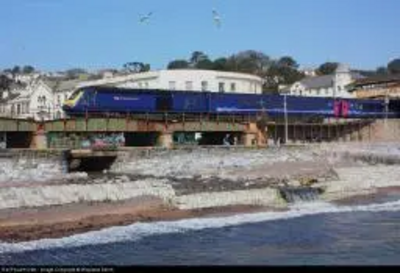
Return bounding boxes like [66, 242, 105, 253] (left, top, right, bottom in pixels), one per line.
[1, 199, 399, 254]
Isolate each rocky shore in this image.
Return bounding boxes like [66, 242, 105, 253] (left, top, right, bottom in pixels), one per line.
[0, 143, 399, 243]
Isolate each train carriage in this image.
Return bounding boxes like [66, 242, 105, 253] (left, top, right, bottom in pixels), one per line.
[63, 86, 399, 119]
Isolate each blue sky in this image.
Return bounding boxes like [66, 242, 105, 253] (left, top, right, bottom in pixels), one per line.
[0, 0, 399, 71]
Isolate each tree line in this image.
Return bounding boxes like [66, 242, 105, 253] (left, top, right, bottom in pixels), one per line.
[167, 50, 305, 93]
[166, 51, 400, 93]
[313, 59, 400, 77]
[2, 53, 399, 92]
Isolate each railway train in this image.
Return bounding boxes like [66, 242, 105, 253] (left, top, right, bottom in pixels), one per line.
[62, 86, 400, 119]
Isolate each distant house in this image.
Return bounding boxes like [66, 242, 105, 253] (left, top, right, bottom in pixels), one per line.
[282, 64, 364, 98]
[0, 79, 54, 120]
[348, 74, 400, 99]
[299, 67, 317, 77]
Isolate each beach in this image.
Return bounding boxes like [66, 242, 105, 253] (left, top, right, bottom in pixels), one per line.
[0, 143, 399, 243]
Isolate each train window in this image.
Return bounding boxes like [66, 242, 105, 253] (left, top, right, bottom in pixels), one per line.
[231, 83, 236, 92]
[169, 81, 176, 90]
[68, 90, 81, 100]
[219, 82, 225, 93]
[185, 81, 193, 91]
[201, 81, 208, 91]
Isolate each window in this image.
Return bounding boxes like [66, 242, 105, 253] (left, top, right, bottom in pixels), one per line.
[57, 95, 61, 105]
[316, 89, 320, 95]
[231, 83, 236, 92]
[218, 82, 225, 93]
[185, 81, 193, 91]
[338, 86, 342, 91]
[138, 82, 143, 88]
[169, 81, 176, 90]
[68, 91, 80, 100]
[144, 82, 149, 89]
[201, 81, 208, 91]
[17, 104, 21, 115]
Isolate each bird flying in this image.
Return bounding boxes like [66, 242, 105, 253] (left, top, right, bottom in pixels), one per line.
[139, 12, 153, 24]
[212, 9, 221, 28]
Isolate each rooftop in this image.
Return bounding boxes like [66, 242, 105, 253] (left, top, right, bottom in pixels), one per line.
[352, 74, 400, 87]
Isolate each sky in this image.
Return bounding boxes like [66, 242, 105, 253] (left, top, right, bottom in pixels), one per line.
[0, 0, 399, 72]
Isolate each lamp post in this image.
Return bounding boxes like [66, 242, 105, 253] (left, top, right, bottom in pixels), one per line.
[284, 93, 288, 144]
[384, 92, 389, 127]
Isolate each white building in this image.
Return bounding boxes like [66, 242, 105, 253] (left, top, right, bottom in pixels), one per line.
[283, 64, 364, 98]
[49, 79, 86, 119]
[1, 69, 264, 120]
[300, 67, 317, 77]
[0, 79, 54, 120]
[78, 69, 264, 94]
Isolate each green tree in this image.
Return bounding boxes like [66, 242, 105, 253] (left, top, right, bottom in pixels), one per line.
[376, 66, 388, 75]
[212, 57, 229, 71]
[0, 75, 12, 90]
[22, 65, 35, 74]
[190, 51, 209, 68]
[66, 68, 87, 79]
[123, 62, 150, 73]
[195, 59, 215, 70]
[11, 66, 21, 76]
[263, 57, 305, 93]
[387, 58, 400, 74]
[316, 62, 339, 75]
[227, 50, 273, 76]
[277, 56, 299, 69]
[167, 59, 190, 69]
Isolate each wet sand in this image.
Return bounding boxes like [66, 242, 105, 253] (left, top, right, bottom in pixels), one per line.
[332, 186, 400, 206]
[3, 186, 399, 243]
[0, 196, 279, 243]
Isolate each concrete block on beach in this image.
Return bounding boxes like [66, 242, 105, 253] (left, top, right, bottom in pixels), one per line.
[0, 179, 175, 210]
[175, 188, 283, 210]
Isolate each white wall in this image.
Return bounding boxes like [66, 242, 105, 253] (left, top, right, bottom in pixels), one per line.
[78, 70, 264, 94]
[288, 72, 355, 98]
[4, 81, 55, 120]
[156, 70, 263, 94]
[53, 90, 72, 119]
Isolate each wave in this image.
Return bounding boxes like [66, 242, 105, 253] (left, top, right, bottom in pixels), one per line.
[1, 199, 400, 254]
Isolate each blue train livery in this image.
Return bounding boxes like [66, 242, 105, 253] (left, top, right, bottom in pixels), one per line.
[62, 86, 399, 119]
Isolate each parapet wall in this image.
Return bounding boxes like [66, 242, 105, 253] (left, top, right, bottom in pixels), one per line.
[358, 119, 400, 142]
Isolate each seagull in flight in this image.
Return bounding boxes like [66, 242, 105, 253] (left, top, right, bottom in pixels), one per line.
[212, 9, 221, 28]
[139, 12, 153, 24]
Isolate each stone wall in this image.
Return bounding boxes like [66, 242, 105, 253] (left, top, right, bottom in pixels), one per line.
[357, 119, 400, 142]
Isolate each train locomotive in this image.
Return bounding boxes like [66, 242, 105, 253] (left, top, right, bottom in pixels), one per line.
[62, 86, 400, 119]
